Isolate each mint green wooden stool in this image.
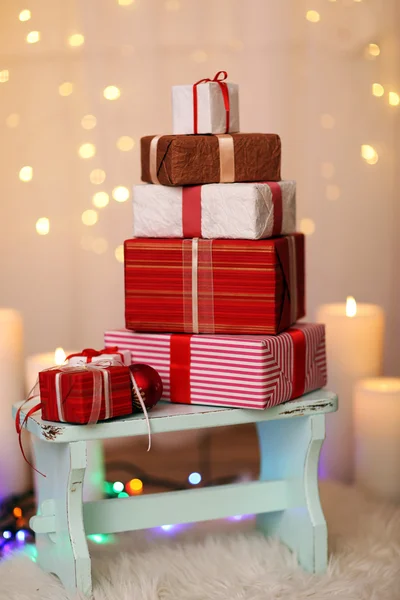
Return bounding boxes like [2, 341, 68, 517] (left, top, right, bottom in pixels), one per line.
[14, 390, 337, 598]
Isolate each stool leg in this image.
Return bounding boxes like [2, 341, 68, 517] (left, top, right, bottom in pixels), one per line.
[30, 438, 92, 597]
[256, 414, 327, 573]
[83, 440, 105, 502]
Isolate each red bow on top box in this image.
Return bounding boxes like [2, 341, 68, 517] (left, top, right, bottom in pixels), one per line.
[124, 234, 305, 335]
[104, 323, 327, 410]
[172, 70, 239, 135]
[67, 346, 131, 367]
[39, 364, 133, 424]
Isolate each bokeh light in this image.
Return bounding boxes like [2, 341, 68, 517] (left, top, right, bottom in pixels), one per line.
[127, 478, 143, 495]
[78, 143, 96, 159]
[116, 136, 135, 151]
[0, 70, 9, 83]
[36, 218, 50, 235]
[112, 481, 124, 493]
[361, 144, 379, 165]
[26, 31, 40, 44]
[115, 245, 124, 263]
[112, 186, 130, 202]
[306, 10, 320, 23]
[90, 169, 106, 185]
[118, 0, 134, 4]
[6, 113, 20, 128]
[19, 166, 33, 182]
[68, 33, 85, 47]
[81, 209, 98, 226]
[372, 83, 384, 97]
[59, 82, 73, 96]
[188, 472, 202, 485]
[299, 218, 316, 236]
[19, 9, 31, 21]
[388, 92, 400, 106]
[81, 114, 97, 130]
[103, 86, 121, 100]
[92, 191, 109, 208]
[365, 43, 380, 59]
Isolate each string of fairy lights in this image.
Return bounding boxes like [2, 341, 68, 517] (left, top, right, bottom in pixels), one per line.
[0, 449, 245, 556]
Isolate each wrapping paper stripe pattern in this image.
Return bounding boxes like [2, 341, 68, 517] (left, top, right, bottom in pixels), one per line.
[104, 323, 327, 410]
[124, 234, 305, 335]
[39, 366, 133, 424]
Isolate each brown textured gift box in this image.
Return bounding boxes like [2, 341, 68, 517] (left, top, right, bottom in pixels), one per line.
[141, 133, 281, 186]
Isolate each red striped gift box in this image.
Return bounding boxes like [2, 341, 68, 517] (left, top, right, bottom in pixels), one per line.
[104, 323, 327, 410]
[124, 234, 305, 335]
[39, 365, 133, 424]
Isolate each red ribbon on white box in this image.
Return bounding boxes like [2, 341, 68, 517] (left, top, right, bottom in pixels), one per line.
[192, 71, 230, 134]
[181, 181, 284, 238]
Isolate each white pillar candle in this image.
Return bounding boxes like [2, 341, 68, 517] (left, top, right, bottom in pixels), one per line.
[25, 347, 70, 394]
[316, 297, 384, 483]
[0, 309, 30, 499]
[354, 377, 400, 502]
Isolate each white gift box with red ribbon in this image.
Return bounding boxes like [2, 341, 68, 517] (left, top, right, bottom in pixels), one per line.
[172, 71, 240, 135]
[132, 181, 296, 239]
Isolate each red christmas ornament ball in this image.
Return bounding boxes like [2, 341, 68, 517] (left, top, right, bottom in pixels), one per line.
[129, 364, 163, 411]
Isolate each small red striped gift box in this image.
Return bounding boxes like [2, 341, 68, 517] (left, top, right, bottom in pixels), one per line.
[104, 323, 327, 410]
[39, 364, 133, 424]
[124, 234, 305, 335]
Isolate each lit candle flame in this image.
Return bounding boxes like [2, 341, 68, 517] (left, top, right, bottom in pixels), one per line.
[54, 347, 66, 365]
[346, 296, 357, 318]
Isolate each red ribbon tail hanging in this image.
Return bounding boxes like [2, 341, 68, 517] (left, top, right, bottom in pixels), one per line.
[16, 401, 47, 478]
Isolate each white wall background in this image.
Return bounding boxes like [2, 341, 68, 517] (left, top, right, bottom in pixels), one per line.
[0, 0, 399, 374]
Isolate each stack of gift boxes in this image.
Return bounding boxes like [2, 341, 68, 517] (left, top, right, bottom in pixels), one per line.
[36, 72, 327, 425]
[104, 72, 327, 412]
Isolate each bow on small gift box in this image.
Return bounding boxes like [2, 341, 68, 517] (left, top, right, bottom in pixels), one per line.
[66, 346, 131, 366]
[15, 348, 163, 475]
[172, 70, 239, 136]
[192, 70, 230, 134]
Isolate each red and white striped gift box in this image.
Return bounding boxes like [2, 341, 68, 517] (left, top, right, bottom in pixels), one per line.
[104, 323, 327, 410]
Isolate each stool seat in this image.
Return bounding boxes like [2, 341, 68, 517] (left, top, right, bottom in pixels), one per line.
[13, 390, 337, 599]
[14, 390, 337, 442]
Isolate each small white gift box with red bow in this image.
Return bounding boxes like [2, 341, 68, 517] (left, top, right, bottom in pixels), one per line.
[172, 71, 239, 135]
[67, 347, 131, 367]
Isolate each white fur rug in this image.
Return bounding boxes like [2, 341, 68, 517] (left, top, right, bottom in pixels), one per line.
[1, 482, 400, 600]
